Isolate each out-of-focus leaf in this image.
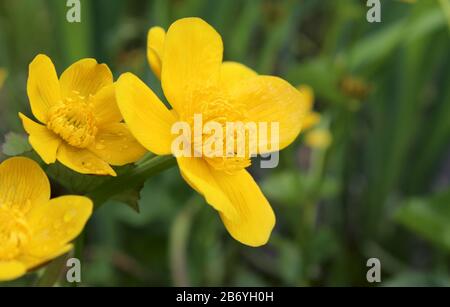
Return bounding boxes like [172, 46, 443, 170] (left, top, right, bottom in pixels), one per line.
[383, 271, 450, 287]
[346, 7, 446, 71]
[395, 189, 450, 251]
[1, 131, 31, 156]
[273, 238, 301, 285]
[286, 57, 347, 105]
[261, 171, 305, 205]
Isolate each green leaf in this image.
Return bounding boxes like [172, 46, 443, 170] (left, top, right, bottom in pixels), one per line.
[395, 188, 450, 251]
[1, 132, 32, 156]
[45, 162, 111, 195]
[110, 189, 141, 213]
[260, 171, 305, 205]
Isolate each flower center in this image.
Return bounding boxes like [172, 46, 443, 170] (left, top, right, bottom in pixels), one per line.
[47, 91, 98, 148]
[187, 96, 252, 174]
[0, 206, 30, 261]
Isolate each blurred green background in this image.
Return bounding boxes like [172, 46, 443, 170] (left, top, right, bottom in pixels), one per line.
[1, 0, 450, 286]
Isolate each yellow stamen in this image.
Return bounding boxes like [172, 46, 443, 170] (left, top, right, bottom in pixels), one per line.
[0, 207, 30, 261]
[47, 91, 98, 148]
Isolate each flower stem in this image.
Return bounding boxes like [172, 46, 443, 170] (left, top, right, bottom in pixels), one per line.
[35, 255, 68, 287]
[88, 155, 177, 209]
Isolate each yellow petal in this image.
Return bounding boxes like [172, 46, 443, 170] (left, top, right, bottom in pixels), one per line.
[27, 54, 61, 123]
[213, 169, 275, 247]
[26, 196, 92, 258]
[147, 26, 166, 79]
[88, 123, 147, 166]
[0, 261, 26, 281]
[19, 112, 61, 164]
[116, 73, 176, 155]
[91, 83, 123, 125]
[297, 84, 314, 111]
[230, 76, 306, 152]
[161, 17, 223, 114]
[0, 157, 50, 213]
[177, 157, 238, 220]
[19, 244, 73, 271]
[57, 144, 117, 176]
[220, 61, 257, 92]
[302, 112, 321, 131]
[59, 58, 113, 99]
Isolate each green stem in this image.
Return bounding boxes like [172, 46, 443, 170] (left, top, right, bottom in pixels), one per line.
[35, 255, 68, 287]
[88, 155, 177, 208]
[169, 196, 200, 287]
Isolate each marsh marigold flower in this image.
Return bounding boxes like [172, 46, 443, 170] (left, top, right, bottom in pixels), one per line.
[19, 55, 146, 176]
[0, 157, 92, 281]
[117, 18, 307, 246]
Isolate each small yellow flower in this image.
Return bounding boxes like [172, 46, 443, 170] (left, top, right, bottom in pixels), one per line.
[305, 129, 332, 150]
[118, 18, 307, 246]
[297, 85, 321, 131]
[19, 55, 146, 176]
[147, 26, 166, 79]
[0, 157, 92, 281]
[0, 69, 6, 89]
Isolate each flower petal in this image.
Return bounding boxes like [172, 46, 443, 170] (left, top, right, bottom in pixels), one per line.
[147, 26, 166, 79]
[26, 196, 92, 258]
[19, 244, 73, 271]
[220, 61, 257, 92]
[91, 83, 123, 125]
[27, 54, 61, 123]
[161, 17, 223, 114]
[59, 58, 113, 99]
[0, 157, 50, 213]
[116, 73, 176, 155]
[0, 261, 26, 281]
[88, 123, 147, 166]
[57, 144, 117, 176]
[177, 157, 238, 220]
[213, 169, 275, 247]
[19, 112, 61, 164]
[230, 76, 306, 152]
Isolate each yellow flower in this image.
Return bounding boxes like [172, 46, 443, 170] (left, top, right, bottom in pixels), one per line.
[147, 26, 166, 79]
[305, 129, 332, 150]
[19, 55, 146, 176]
[297, 85, 321, 131]
[0, 157, 92, 281]
[118, 18, 306, 246]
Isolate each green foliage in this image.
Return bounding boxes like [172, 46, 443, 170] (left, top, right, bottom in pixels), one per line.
[0, 0, 449, 287]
